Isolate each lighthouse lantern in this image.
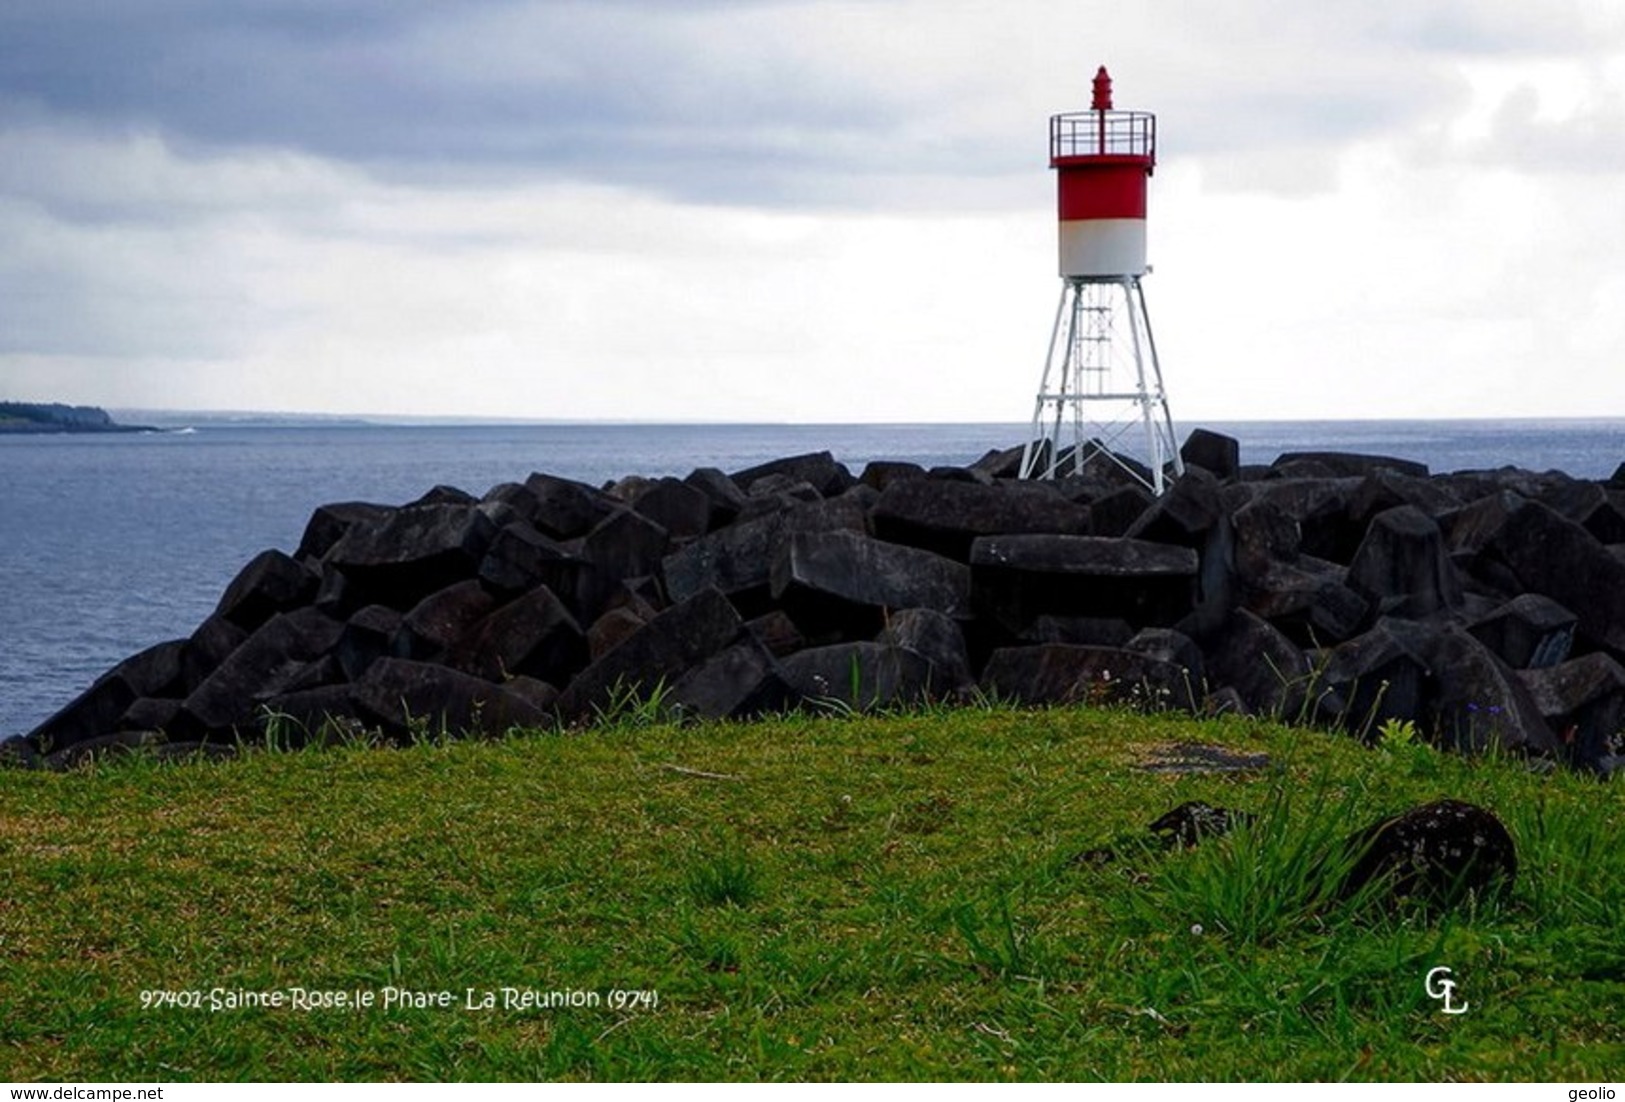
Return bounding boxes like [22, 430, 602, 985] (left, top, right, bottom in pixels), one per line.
[1019, 67, 1182, 493]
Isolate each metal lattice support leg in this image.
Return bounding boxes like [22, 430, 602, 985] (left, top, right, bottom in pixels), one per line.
[1020, 277, 1182, 493]
[1122, 277, 1184, 495]
[1020, 281, 1073, 480]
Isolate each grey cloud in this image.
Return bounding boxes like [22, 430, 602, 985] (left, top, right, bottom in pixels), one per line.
[3, 0, 1621, 215]
[0, 0, 969, 208]
[1470, 84, 1625, 173]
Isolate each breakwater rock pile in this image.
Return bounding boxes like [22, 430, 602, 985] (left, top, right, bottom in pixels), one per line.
[8, 430, 1625, 774]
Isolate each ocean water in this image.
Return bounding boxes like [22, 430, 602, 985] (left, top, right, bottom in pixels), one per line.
[2, 418, 1621, 737]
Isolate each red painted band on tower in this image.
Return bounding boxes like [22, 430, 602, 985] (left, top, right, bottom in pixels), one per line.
[1056, 159, 1150, 221]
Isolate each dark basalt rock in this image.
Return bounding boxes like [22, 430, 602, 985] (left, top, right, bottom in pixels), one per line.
[663, 512, 784, 611]
[1017, 615, 1135, 648]
[334, 604, 401, 683]
[1148, 801, 1255, 848]
[1124, 468, 1223, 550]
[554, 587, 743, 722]
[979, 644, 1198, 711]
[771, 529, 971, 637]
[43, 730, 171, 771]
[782, 485, 875, 539]
[1198, 610, 1311, 718]
[576, 508, 670, 618]
[1468, 593, 1577, 670]
[503, 676, 560, 715]
[325, 503, 497, 610]
[1243, 558, 1370, 647]
[740, 474, 822, 507]
[1179, 429, 1240, 481]
[969, 443, 1028, 480]
[587, 607, 647, 661]
[1348, 468, 1468, 530]
[1536, 480, 1625, 545]
[876, 608, 975, 690]
[409, 484, 476, 507]
[394, 580, 498, 661]
[633, 478, 712, 542]
[477, 522, 581, 600]
[523, 472, 619, 540]
[668, 639, 792, 720]
[682, 467, 748, 529]
[115, 638, 189, 699]
[28, 639, 189, 753]
[261, 684, 364, 746]
[296, 501, 393, 562]
[24, 428, 1625, 777]
[731, 451, 854, 498]
[121, 697, 184, 735]
[1517, 653, 1625, 774]
[1347, 505, 1463, 618]
[214, 550, 317, 632]
[1086, 485, 1156, 537]
[179, 615, 250, 694]
[1123, 628, 1204, 687]
[1482, 500, 1625, 654]
[1240, 477, 1365, 564]
[1320, 619, 1433, 741]
[1, 734, 42, 769]
[458, 584, 587, 685]
[872, 479, 1090, 561]
[744, 610, 805, 657]
[859, 460, 927, 492]
[352, 658, 549, 739]
[926, 464, 992, 485]
[1339, 800, 1516, 909]
[1409, 625, 1560, 757]
[181, 608, 346, 734]
[480, 481, 542, 525]
[780, 641, 941, 712]
[970, 534, 1199, 633]
[1273, 451, 1429, 480]
[29, 675, 138, 755]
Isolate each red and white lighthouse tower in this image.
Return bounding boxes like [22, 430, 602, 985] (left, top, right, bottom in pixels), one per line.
[1019, 67, 1183, 492]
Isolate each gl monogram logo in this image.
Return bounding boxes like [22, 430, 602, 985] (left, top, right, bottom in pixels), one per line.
[1425, 967, 1468, 1015]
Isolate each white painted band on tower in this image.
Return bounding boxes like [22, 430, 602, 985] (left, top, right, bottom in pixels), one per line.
[1057, 219, 1147, 279]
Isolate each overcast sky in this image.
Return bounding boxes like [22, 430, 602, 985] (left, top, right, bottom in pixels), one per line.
[3, 0, 1624, 422]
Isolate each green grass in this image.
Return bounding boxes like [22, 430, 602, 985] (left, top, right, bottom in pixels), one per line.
[1, 703, 1621, 1081]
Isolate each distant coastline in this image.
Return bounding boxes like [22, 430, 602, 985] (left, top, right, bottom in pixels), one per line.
[0, 401, 158, 435]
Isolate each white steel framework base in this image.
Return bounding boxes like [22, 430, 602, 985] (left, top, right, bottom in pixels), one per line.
[1018, 275, 1184, 494]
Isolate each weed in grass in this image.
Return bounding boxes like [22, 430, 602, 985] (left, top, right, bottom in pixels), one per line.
[686, 846, 761, 908]
[896, 792, 956, 835]
[593, 677, 675, 730]
[949, 894, 1034, 980]
[1111, 775, 1391, 946]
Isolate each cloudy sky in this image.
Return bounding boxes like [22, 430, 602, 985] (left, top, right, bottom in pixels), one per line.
[2, 0, 1624, 423]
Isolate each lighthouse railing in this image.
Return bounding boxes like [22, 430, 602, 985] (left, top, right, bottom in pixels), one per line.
[1050, 111, 1155, 161]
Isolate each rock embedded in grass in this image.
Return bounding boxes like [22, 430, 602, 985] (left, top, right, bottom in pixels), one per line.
[1338, 799, 1517, 909]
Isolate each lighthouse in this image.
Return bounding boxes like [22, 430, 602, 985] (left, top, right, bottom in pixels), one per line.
[1019, 67, 1183, 493]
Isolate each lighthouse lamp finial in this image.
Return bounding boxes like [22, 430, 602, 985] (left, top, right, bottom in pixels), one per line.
[1091, 65, 1113, 111]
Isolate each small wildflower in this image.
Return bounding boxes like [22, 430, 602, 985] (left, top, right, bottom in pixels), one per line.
[1190, 923, 1204, 936]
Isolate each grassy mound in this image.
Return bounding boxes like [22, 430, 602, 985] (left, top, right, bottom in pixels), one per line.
[1, 704, 1620, 1081]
